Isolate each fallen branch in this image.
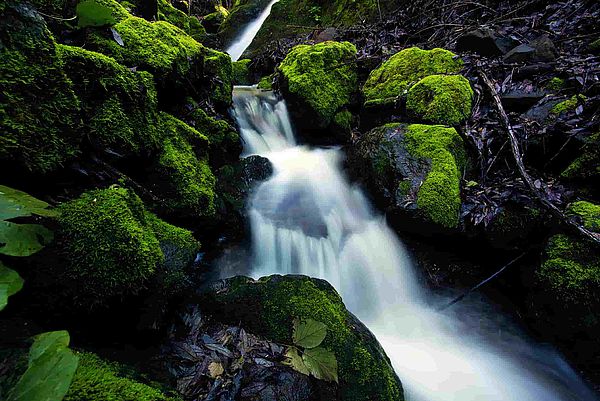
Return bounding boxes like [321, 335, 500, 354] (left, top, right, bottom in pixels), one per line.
[478, 69, 600, 244]
[440, 252, 526, 310]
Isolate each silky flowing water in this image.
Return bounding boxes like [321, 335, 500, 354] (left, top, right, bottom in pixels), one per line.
[224, 10, 599, 400]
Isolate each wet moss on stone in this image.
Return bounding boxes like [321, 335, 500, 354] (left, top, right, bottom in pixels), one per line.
[546, 77, 565, 91]
[157, 0, 206, 41]
[550, 94, 586, 116]
[561, 132, 599, 180]
[406, 74, 473, 126]
[257, 74, 274, 90]
[363, 47, 463, 107]
[232, 58, 252, 85]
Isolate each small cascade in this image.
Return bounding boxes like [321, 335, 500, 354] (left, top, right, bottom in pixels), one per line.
[225, 0, 280, 61]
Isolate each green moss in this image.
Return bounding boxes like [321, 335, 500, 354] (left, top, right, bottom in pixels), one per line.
[333, 109, 353, 131]
[145, 212, 199, 295]
[278, 41, 358, 127]
[363, 47, 463, 106]
[57, 44, 160, 154]
[406, 74, 473, 126]
[157, 0, 206, 41]
[232, 58, 252, 85]
[0, 1, 82, 173]
[550, 94, 586, 115]
[205, 276, 402, 401]
[546, 77, 565, 90]
[404, 124, 466, 228]
[561, 132, 600, 180]
[57, 187, 163, 305]
[153, 113, 216, 217]
[64, 352, 181, 401]
[185, 99, 239, 153]
[257, 74, 274, 90]
[567, 201, 600, 232]
[202, 47, 233, 105]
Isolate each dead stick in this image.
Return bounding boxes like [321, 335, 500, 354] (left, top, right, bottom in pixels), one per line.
[478, 69, 600, 244]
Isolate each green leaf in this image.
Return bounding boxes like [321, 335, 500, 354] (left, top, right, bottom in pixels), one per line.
[0, 185, 56, 220]
[283, 347, 310, 376]
[7, 331, 79, 401]
[0, 261, 24, 311]
[292, 318, 327, 349]
[302, 347, 338, 383]
[0, 221, 53, 257]
[76, 0, 117, 28]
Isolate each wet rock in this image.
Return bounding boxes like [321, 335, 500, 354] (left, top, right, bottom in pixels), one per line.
[501, 87, 547, 112]
[522, 97, 563, 122]
[455, 28, 504, 57]
[504, 35, 558, 63]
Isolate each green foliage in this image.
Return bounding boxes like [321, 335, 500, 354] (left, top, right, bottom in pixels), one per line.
[7, 331, 79, 401]
[363, 47, 463, 106]
[278, 41, 358, 128]
[0, 185, 55, 257]
[0, 1, 81, 173]
[56, 187, 163, 305]
[154, 113, 216, 217]
[64, 352, 181, 401]
[0, 261, 24, 311]
[404, 124, 466, 228]
[302, 347, 338, 382]
[76, 0, 118, 27]
[406, 74, 473, 126]
[550, 94, 586, 116]
[293, 318, 327, 348]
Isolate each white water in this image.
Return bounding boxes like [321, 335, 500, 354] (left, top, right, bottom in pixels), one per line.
[225, 0, 280, 61]
[230, 86, 599, 401]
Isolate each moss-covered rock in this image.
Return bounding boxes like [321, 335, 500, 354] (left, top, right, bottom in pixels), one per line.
[157, 0, 206, 41]
[350, 123, 466, 229]
[56, 187, 163, 305]
[406, 74, 473, 126]
[64, 351, 181, 401]
[87, 15, 232, 106]
[0, 1, 81, 173]
[232, 58, 252, 85]
[363, 47, 463, 108]
[277, 41, 358, 142]
[549, 94, 586, 116]
[257, 74, 274, 90]
[199, 275, 403, 401]
[149, 113, 216, 217]
[57, 44, 160, 155]
[546, 76, 565, 91]
[561, 132, 600, 182]
[201, 6, 227, 34]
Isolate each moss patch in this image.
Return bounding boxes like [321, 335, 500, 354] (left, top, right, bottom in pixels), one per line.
[546, 77, 565, 91]
[232, 58, 252, 85]
[56, 187, 163, 305]
[201, 275, 403, 401]
[64, 352, 181, 401]
[0, 1, 81, 173]
[363, 47, 463, 107]
[406, 74, 473, 126]
[157, 0, 206, 41]
[550, 94, 586, 116]
[561, 132, 600, 180]
[257, 74, 274, 90]
[277, 41, 358, 128]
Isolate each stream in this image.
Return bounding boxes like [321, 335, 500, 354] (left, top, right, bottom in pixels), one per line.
[224, 11, 600, 401]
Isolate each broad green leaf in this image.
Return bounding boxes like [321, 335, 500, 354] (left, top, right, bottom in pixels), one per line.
[0, 221, 53, 256]
[7, 331, 79, 401]
[302, 347, 338, 383]
[76, 0, 117, 28]
[0, 185, 56, 220]
[0, 261, 24, 311]
[283, 347, 310, 376]
[293, 318, 327, 349]
[29, 331, 70, 364]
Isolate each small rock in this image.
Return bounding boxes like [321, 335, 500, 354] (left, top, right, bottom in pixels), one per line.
[504, 35, 558, 63]
[456, 28, 503, 57]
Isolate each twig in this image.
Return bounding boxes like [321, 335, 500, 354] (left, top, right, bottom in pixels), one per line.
[440, 252, 526, 310]
[478, 69, 600, 244]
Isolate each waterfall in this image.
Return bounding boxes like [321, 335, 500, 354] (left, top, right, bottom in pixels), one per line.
[225, 0, 281, 61]
[230, 86, 599, 401]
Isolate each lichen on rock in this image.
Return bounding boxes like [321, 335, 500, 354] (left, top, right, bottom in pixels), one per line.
[406, 74, 473, 126]
[363, 47, 464, 107]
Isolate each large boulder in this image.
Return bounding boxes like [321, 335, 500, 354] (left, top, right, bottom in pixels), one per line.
[196, 275, 404, 401]
[276, 41, 358, 144]
[350, 123, 467, 229]
[0, 0, 81, 174]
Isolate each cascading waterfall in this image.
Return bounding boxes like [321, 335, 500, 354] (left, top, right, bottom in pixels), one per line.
[226, 10, 599, 401]
[231, 86, 599, 401]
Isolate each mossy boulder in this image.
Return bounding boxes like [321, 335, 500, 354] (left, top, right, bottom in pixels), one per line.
[0, 0, 81, 174]
[157, 0, 206, 41]
[55, 186, 198, 306]
[277, 41, 358, 143]
[87, 15, 232, 106]
[201, 7, 227, 34]
[148, 113, 216, 218]
[363, 47, 464, 108]
[561, 132, 599, 184]
[406, 74, 473, 126]
[58, 44, 160, 156]
[198, 275, 404, 401]
[531, 201, 600, 367]
[350, 123, 467, 229]
[64, 351, 181, 401]
[232, 58, 252, 85]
